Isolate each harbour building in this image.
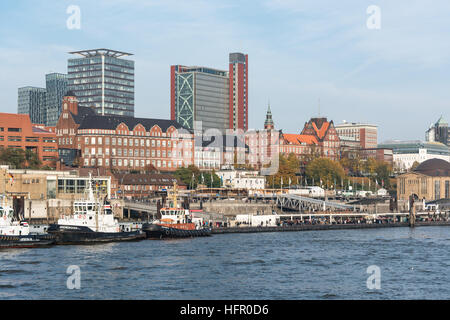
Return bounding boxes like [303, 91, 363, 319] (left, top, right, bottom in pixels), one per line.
[68, 49, 135, 117]
[397, 158, 450, 201]
[18, 87, 47, 125]
[56, 93, 194, 171]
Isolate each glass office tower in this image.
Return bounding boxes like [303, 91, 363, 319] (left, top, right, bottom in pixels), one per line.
[18, 87, 47, 124]
[68, 49, 135, 117]
[171, 66, 229, 132]
[45, 73, 68, 126]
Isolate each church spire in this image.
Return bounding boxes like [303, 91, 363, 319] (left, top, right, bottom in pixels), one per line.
[264, 100, 274, 130]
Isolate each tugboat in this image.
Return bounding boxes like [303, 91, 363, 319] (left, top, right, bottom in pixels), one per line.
[0, 197, 55, 249]
[47, 174, 145, 244]
[142, 182, 211, 239]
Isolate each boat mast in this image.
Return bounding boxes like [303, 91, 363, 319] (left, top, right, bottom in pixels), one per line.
[87, 173, 99, 231]
[171, 182, 178, 209]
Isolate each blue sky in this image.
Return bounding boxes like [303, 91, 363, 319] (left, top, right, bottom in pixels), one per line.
[0, 0, 449, 142]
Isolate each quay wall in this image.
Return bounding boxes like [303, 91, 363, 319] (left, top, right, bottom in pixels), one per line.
[211, 221, 450, 234]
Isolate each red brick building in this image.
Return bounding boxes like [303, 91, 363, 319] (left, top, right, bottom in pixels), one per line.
[300, 117, 341, 160]
[0, 112, 58, 166]
[56, 94, 194, 171]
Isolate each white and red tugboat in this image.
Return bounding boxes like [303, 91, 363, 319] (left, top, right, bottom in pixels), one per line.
[142, 183, 211, 239]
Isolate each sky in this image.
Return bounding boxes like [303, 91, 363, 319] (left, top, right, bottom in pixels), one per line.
[0, 0, 449, 142]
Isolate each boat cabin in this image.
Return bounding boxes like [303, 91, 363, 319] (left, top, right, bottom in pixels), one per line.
[160, 208, 190, 224]
[0, 206, 14, 225]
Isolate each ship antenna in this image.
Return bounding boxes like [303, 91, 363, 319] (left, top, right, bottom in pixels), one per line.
[87, 172, 94, 200]
[172, 181, 178, 208]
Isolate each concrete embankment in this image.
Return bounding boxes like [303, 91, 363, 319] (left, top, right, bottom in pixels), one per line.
[211, 221, 450, 234]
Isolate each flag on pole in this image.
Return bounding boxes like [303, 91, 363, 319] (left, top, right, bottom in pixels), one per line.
[289, 177, 292, 189]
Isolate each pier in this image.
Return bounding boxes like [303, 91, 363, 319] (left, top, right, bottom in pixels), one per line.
[276, 194, 355, 212]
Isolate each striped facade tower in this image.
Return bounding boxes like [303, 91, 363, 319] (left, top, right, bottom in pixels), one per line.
[229, 53, 248, 132]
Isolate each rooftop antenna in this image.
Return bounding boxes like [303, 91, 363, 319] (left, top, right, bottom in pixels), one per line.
[318, 98, 321, 117]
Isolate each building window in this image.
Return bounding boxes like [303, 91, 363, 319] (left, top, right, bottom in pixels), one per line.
[435, 181, 441, 200]
[445, 181, 450, 199]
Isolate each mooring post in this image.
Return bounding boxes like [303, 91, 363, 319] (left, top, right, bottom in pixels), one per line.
[409, 195, 415, 228]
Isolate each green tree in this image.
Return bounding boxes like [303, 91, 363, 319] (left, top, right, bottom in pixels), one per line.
[0, 148, 41, 169]
[267, 153, 300, 188]
[374, 160, 392, 189]
[305, 157, 346, 189]
[410, 161, 420, 171]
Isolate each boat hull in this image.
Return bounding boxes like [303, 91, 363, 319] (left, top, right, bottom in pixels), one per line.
[142, 223, 211, 239]
[47, 224, 145, 244]
[0, 234, 55, 249]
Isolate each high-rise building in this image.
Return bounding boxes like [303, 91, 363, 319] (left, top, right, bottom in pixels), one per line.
[171, 52, 248, 133]
[171, 65, 229, 132]
[229, 53, 248, 131]
[45, 73, 68, 126]
[68, 49, 135, 117]
[18, 87, 47, 125]
[335, 121, 378, 149]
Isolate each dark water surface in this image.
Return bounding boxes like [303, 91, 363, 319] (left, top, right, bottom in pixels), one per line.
[1, 226, 450, 299]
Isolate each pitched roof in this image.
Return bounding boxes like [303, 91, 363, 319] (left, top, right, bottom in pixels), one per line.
[311, 120, 330, 139]
[71, 106, 96, 125]
[283, 133, 317, 145]
[77, 114, 190, 132]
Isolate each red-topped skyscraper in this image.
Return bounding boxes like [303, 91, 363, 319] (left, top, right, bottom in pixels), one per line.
[229, 53, 248, 132]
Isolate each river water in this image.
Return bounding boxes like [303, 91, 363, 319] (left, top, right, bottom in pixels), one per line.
[1, 226, 450, 299]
